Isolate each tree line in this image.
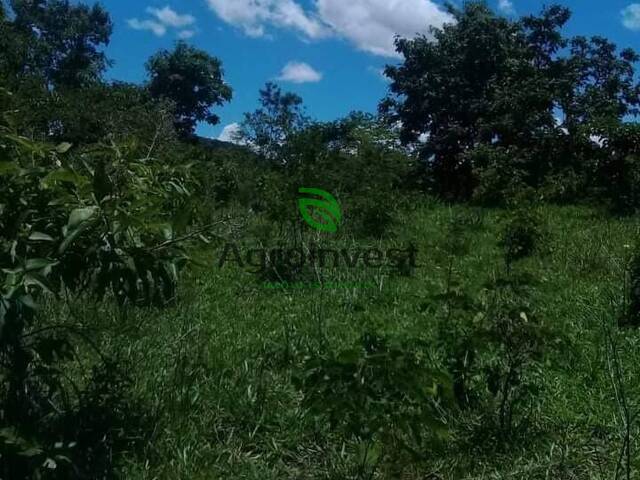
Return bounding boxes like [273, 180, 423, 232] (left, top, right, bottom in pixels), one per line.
[1, 1, 639, 212]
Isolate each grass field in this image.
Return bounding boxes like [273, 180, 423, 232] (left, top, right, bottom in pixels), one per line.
[3, 2, 640, 477]
[44, 201, 640, 479]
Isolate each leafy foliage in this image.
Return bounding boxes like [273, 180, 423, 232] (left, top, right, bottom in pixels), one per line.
[239, 82, 310, 162]
[382, 2, 640, 202]
[500, 206, 544, 266]
[382, 3, 561, 199]
[8, 0, 113, 88]
[593, 123, 640, 213]
[0, 99, 207, 476]
[146, 41, 232, 137]
[622, 245, 640, 327]
[46, 82, 177, 147]
[477, 301, 548, 437]
[563, 37, 640, 129]
[295, 333, 454, 464]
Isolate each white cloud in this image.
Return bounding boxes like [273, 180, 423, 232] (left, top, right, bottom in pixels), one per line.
[129, 6, 196, 37]
[127, 18, 167, 36]
[217, 123, 245, 144]
[147, 6, 195, 28]
[277, 61, 323, 83]
[205, 0, 328, 38]
[498, 0, 516, 15]
[178, 29, 197, 39]
[205, 0, 453, 57]
[316, 0, 454, 57]
[622, 4, 640, 30]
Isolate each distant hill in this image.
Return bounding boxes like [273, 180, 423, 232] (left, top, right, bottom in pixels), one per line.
[193, 135, 248, 152]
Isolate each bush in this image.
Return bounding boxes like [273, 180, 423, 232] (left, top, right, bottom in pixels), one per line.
[294, 333, 454, 472]
[476, 299, 548, 439]
[232, 116, 413, 240]
[434, 283, 550, 444]
[621, 246, 640, 327]
[594, 123, 640, 213]
[500, 206, 544, 267]
[0, 112, 208, 479]
[538, 168, 585, 204]
[469, 146, 528, 206]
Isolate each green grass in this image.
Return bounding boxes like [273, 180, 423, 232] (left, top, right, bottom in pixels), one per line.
[52, 202, 640, 479]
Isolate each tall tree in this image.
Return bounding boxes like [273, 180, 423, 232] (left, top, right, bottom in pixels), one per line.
[146, 41, 232, 138]
[381, 2, 561, 198]
[380, 2, 640, 199]
[239, 82, 310, 161]
[562, 36, 640, 130]
[0, 3, 12, 77]
[8, 0, 112, 88]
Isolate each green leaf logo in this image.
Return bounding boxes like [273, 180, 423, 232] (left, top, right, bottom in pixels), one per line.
[298, 187, 342, 233]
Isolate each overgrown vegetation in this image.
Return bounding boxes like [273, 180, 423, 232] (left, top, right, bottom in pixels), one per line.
[1, 0, 640, 478]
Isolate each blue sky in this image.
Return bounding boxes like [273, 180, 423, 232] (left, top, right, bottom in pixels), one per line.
[100, 0, 640, 140]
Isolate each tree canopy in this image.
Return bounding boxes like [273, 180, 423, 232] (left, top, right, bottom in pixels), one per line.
[8, 0, 113, 88]
[382, 2, 640, 199]
[146, 41, 233, 138]
[239, 81, 310, 161]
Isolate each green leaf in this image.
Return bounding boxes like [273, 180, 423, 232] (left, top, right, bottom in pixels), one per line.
[20, 447, 43, 458]
[160, 223, 174, 241]
[41, 168, 88, 188]
[59, 207, 99, 254]
[355, 440, 382, 468]
[67, 207, 98, 230]
[5, 134, 43, 154]
[18, 294, 37, 310]
[24, 273, 56, 295]
[28, 232, 55, 242]
[55, 142, 73, 154]
[0, 161, 19, 176]
[25, 258, 58, 272]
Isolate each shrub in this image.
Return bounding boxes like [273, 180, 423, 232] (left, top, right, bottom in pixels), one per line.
[594, 123, 640, 213]
[0, 113, 209, 478]
[478, 300, 548, 438]
[294, 333, 454, 471]
[621, 247, 640, 327]
[435, 289, 550, 443]
[538, 168, 585, 204]
[469, 145, 528, 206]
[500, 206, 544, 267]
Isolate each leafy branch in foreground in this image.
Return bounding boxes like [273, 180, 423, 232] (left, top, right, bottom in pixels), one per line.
[0, 115, 223, 476]
[295, 333, 454, 477]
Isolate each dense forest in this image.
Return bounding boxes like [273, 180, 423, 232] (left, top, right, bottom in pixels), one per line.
[1, 0, 640, 478]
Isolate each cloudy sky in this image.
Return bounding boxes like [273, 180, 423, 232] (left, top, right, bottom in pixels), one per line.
[103, 0, 640, 140]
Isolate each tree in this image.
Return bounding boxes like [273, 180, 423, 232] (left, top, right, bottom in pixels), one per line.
[0, 4, 12, 77]
[561, 36, 640, 131]
[0, 4, 28, 83]
[239, 82, 310, 161]
[146, 41, 232, 138]
[380, 2, 640, 200]
[8, 0, 113, 88]
[39, 82, 177, 146]
[382, 2, 560, 198]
